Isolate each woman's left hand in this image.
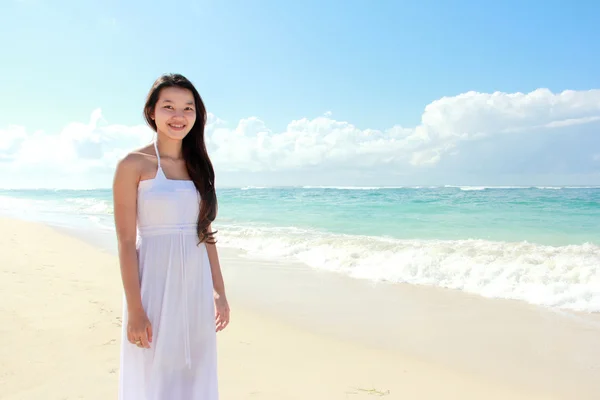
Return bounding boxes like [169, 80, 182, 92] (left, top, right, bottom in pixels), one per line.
[214, 292, 230, 332]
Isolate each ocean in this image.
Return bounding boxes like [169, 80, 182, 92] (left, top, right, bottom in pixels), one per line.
[1, 185, 599, 313]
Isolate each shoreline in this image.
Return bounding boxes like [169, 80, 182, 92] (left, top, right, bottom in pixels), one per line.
[1, 186, 599, 315]
[1, 216, 599, 399]
[218, 248, 600, 396]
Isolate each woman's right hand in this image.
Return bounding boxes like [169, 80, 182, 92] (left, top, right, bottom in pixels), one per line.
[127, 308, 153, 348]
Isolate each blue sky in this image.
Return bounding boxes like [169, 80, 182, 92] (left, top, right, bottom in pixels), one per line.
[1, 0, 600, 188]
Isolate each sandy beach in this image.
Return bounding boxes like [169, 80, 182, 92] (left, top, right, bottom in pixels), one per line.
[1, 216, 599, 399]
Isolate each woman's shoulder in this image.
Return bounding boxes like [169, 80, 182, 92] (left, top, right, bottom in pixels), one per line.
[114, 144, 157, 181]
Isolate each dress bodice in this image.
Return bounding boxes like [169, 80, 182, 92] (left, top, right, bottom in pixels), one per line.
[136, 141, 200, 236]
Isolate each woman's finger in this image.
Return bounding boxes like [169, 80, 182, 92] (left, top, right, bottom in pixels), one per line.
[138, 331, 150, 348]
[147, 323, 153, 344]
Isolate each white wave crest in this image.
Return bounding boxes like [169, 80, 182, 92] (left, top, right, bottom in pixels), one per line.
[301, 186, 396, 190]
[64, 198, 113, 214]
[218, 225, 600, 313]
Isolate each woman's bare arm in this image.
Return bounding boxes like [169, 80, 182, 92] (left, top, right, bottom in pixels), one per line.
[112, 154, 144, 314]
[205, 225, 226, 298]
[206, 224, 230, 331]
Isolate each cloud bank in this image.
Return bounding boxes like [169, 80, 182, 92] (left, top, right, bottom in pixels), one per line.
[1, 88, 599, 188]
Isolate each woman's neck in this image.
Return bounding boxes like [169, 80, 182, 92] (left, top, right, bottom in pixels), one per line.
[156, 135, 183, 160]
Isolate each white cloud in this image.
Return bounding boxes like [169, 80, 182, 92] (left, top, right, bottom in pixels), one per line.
[1, 88, 600, 188]
[205, 87, 600, 172]
[4, 108, 152, 170]
[421, 88, 600, 137]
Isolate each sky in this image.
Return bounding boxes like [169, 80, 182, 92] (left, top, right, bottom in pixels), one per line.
[1, 0, 600, 188]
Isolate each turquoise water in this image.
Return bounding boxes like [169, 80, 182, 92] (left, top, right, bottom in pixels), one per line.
[1, 185, 599, 245]
[1, 185, 599, 312]
[220, 186, 600, 246]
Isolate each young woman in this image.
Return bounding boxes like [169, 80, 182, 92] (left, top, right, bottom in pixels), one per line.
[112, 73, 229, 399]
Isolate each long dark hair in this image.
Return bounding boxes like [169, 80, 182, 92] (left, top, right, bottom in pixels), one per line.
[143, 73, 218, 245]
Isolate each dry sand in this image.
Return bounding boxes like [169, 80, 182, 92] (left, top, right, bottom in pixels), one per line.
[1, 217, 598, 399]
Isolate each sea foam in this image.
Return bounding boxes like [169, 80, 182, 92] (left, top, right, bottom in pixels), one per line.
[218, 224, 600, 313]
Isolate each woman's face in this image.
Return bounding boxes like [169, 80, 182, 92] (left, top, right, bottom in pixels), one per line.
[152, 86, 197, 140]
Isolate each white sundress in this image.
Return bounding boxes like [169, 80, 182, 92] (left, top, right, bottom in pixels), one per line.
[119, 141, 218, 399]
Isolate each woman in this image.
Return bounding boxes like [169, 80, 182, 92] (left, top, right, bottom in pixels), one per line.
[112, 73, 229, 399]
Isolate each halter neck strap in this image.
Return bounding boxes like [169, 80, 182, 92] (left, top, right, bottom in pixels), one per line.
[152, 139, 167, 182]
[153, 140, 161, 169]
